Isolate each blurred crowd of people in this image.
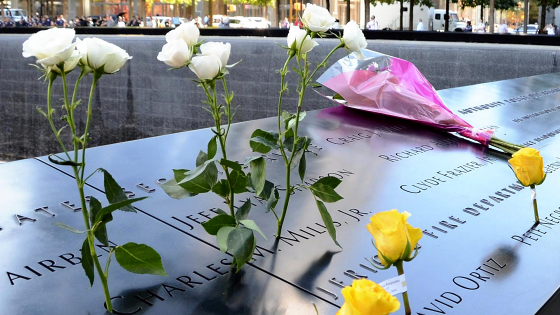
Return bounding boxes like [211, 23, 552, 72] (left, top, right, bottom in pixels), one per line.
[0, 13, 144, 28]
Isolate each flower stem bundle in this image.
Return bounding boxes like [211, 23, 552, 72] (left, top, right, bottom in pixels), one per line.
[248, 5, 368, 245]
[23, 29, 167, 313]
[158, 23, 268, 270]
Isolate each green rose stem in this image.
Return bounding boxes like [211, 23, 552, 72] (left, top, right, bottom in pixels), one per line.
[275, 36, 344, 237]
[394, 260, 412, 315]
[201, 80, 236, 217]
[531, 185, 540, 224]
[48, 70, 114, 312]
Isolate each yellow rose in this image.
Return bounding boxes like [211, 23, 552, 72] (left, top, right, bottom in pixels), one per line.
[366, 209, 422, 266]
[336, 279, 400, 315]
[508, 148, 546, 187]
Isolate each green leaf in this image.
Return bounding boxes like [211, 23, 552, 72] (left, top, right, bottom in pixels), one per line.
[47, 154, 82, 167]
[215, 208, 228, 215]
[250, 129, 279, 154]
[249, 157, 266, 196]
[298, 153, 307, 182]
[115, 242, 168, 276]
[235, 199, 252, 221]
[158, 177, 196, 199]
[81, 238, 95, 286]
[315, 199, 341, 248]
[216, 226, 235, 253]
[196, 151, 209, 167]
[286, 111, 306, 131]
[89, 196, 110, 246]
[290, 137, 309, 171]
[313, 176, 342, 190]
[310, 183, 343, 203]
[227, 226, 255, 270]
[100, 169, 135, 212]
[208, 136, 218, 159]
[265, 188, 280, 213]
[258, 180, 275, 199]
[220, 158, 243, 172]
[52, 222, 85, 234]
[311, 83, 323, 88]
[177, 161, 219, 194]
[93, 197, 147, 227]
[201, 214, 236, 235]
[211, 179, 230, 198]
[240, 219, 267, 240]
[229, 170, 248, 194]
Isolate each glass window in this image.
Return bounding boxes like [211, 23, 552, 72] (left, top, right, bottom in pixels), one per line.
[435, 13, 440, 20]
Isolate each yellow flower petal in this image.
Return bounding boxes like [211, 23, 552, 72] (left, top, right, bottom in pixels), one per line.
[509, 148, 545, 186]
[338, 279, 400, 315]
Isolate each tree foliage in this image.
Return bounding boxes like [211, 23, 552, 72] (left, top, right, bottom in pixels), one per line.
[495, 0, 517, 10]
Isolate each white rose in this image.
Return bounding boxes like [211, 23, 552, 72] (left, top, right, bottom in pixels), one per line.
[157, 40, 191, 68]
[50, 50, 81, 74]
[287, 26, 318, 55]
[166, 21, 200, 46]
[188, 54, 222, 81]
[199, 42, 231, 68]
[22, 28, 76, 68]
[343, 20, 367, 59]
[301, 4, 335, 32]
[76, 37, 132, 74]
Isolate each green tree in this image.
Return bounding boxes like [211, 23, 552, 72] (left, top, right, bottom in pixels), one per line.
[537, 0, 560, 32]
[494, 0, 516, 23]
[461, 0, 489, 20]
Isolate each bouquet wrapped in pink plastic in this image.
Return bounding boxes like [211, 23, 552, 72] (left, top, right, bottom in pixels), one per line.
[316, 49, 523, 154]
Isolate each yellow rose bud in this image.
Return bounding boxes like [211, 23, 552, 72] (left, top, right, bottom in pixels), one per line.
[366, 209, 423, 266]
[508, 148, 546, 187]
[336, 279, 400, 315]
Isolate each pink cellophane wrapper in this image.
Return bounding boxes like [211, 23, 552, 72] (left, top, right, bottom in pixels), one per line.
[316, 49, 494, 145]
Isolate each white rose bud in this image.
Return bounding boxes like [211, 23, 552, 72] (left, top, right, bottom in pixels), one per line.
[50, 50, 81, 74]
[22, 28, 76, 68]
[343, 20, 367, 59]
[157, 40, 191, 68]
[287, 26, 318, 55]
[199, 42, 231, 68]
[301, 3, 335, 32]
[76, 37, 132, 74]
[188, 54, 222, 81]
[166, 21, 200, 46]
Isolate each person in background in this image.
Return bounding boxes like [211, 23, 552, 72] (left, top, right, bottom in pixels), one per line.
[498, 20, 508, 34]
[55, 15, 64, 26]
[0, 19, 4, 28]
[203, 14, 209, 27]
[5, 17, 14, 27]
[118, 16, 126, 27]
[281, 17, 289, 28]
[332, 19, 340, 29]
[16, 17, 28, 27]
[44, 15, 52, 26]
[366, 15, 378, 30]
[416, 18, 424, 31]
[547, 23, 555, 35]
[223, 15, 230, 27]
[476, 19, 485, 33]
[464, 20, 472, 32]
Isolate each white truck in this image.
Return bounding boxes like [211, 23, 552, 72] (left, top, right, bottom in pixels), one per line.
[370, 5, 465, 32]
